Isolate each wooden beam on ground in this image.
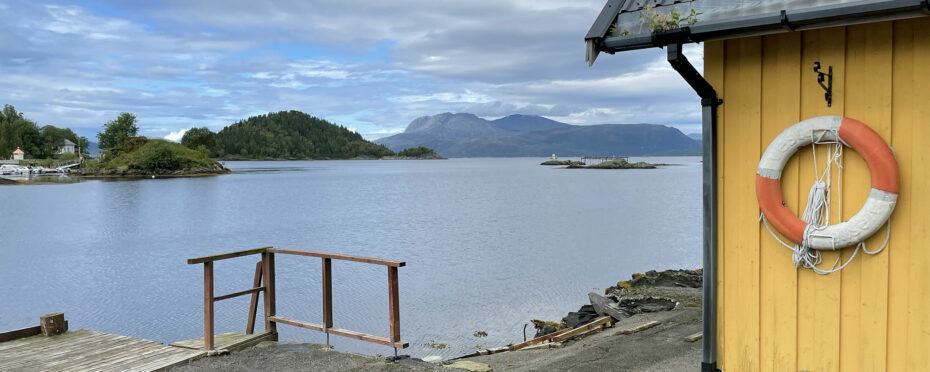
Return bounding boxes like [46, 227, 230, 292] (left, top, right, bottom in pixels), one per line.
[550, 316, 612, 342]
[187, 247, 270, 265]
[614, 320, 661, 335]
[521, 342, 563, 351]
[0, 326, 41, 343]
[476, 346, 512, 355]
[510, 327, 576, 351]
[685, 331, 703, 342]
[267, 248, 405, 267]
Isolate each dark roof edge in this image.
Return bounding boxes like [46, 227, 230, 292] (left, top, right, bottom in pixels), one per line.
[591, 0, 930, 53]
[585, 0, 625, 40]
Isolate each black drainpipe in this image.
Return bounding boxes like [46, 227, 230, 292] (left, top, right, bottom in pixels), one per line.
[666, 42, 721, 372]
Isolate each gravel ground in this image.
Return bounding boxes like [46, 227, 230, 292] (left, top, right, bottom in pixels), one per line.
[171, 342, 445, 372]
[171, 287, 703, 372]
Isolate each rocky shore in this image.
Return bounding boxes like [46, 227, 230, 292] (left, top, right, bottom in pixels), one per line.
[381, 154, 447, 160]
[566, 159, 657, 169]
[540, 160, 582, 166]
[71, 164, 230, 177]
[170, 269, 704, 372]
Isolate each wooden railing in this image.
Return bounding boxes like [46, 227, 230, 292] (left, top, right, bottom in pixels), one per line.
[187, 246, 408, 352]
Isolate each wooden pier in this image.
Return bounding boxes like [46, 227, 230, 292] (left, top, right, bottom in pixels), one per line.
[0, 314, 275, 372]
[0, 247, 408, 370]
[0, 328, 199, 372]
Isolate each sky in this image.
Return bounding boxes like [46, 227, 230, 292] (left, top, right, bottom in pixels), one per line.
[0, 0, 704, 141]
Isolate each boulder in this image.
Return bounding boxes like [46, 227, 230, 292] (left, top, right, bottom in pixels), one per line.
[588, 292, 628, 320]
[626, 269, 702, 288]
[561, 304, 599, 328]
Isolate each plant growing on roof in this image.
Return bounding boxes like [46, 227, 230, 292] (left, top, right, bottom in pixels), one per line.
[640, 5, 701, 33]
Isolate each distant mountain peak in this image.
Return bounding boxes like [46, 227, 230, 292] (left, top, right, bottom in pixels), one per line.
[375, 112, 699, 157]
[490, 114, 570, 132]
[403, 112, 504, 139]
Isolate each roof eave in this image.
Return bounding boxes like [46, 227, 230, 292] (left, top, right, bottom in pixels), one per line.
[590, 0, 930, 54]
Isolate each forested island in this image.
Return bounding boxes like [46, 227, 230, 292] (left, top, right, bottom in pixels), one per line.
[210, 111, 394, 159]
[184, 111, 443, 160]
[3, 107, 444, 180]
[74, 113, 228, 177]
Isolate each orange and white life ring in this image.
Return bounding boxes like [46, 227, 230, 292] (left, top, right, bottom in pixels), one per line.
[756, 116, 898, 250]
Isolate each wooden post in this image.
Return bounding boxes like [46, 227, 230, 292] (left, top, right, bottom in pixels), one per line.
[204, 261, 214, 350]
[262, 251, 277, 340]
[387, 266, 400, 344]
[322, 258, 333, 331]
[246, 260, 263, 334]
[39, 313, 67, 336]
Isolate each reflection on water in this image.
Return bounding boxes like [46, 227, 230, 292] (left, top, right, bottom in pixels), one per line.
[1, 174, 84, 184]
[0, 157, 701, 359]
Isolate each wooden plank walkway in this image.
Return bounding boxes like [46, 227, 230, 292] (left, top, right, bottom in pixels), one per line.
[170, 332, 273, 352]
[0, 329, 204, 372]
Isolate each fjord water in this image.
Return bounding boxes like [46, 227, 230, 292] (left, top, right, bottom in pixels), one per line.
[0, 157, 700, 359]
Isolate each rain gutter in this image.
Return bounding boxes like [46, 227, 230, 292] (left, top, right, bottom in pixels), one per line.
[664, 39, 721, 372]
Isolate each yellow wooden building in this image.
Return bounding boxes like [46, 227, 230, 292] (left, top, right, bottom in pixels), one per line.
[586, 1, 930, 371]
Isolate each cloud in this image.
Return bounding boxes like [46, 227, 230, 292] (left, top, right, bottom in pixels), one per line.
[0, 0, 703, 139]
[164, 129, 188, 142]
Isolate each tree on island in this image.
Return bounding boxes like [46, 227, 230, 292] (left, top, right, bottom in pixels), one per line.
[181, 127, 217, 156]
[397, 146, 440, 158]
[0, 105, 43, 158]
[0, 104, 89, 158]
[97, 113, 139, 150]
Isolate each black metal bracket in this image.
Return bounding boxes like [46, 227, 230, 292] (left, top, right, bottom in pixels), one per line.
[813, 61, 833, 107]
[780, 10, 795, 31]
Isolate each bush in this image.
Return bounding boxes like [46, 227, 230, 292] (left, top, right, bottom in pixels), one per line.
[59, 152, 78, 162]
[136, 141, 180, 171]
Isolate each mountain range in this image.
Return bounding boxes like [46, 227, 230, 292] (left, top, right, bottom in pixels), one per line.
[375, 113, 700, 157]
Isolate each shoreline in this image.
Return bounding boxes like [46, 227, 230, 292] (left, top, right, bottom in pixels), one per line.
[169, 269, 703, 371]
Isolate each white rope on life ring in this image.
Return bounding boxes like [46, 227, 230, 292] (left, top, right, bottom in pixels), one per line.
[756, 116, 899, 273]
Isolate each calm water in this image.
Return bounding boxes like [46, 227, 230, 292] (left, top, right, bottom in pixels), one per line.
[0, 157, 701, 359]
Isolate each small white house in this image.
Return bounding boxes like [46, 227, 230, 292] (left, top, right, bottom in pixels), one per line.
[12, 147, 24, 160]
[57, 139, 76, 155]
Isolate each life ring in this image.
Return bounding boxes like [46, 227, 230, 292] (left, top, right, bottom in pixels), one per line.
[756, 116, 898, 250]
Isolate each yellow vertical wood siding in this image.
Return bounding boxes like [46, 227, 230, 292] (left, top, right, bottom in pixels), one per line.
[706, 18, 930, 372]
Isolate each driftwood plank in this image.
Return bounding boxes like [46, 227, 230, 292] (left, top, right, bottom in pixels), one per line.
[521, 341, 563, 351]
[614, 320, 661, 335]
[509, 327, 576, 351]
[685, 331, 703, 342]
[550, 316, 612, 342]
